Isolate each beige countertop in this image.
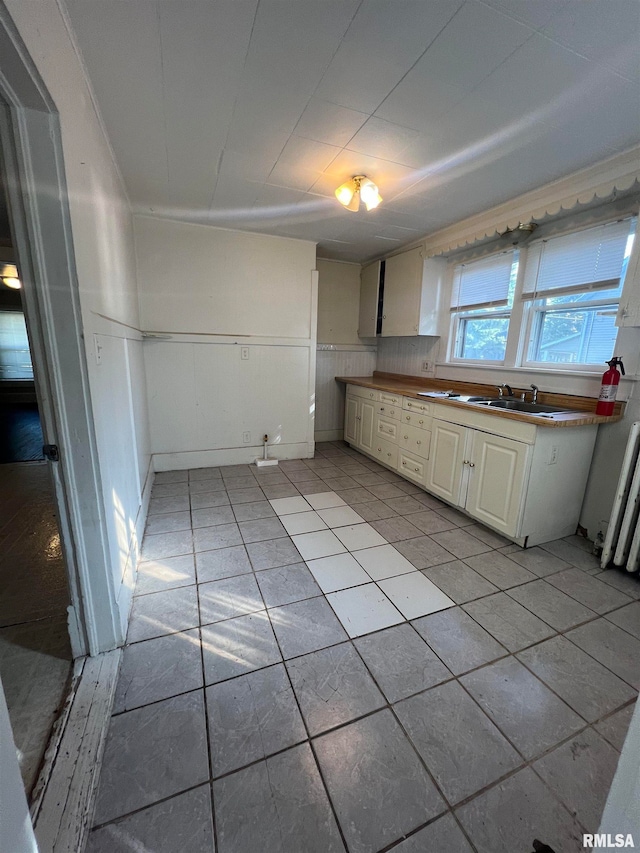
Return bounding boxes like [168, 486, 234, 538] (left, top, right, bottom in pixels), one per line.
[336, 372, 625, 428]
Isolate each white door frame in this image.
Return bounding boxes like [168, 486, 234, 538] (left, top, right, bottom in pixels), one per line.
[0, 4, 121, 657]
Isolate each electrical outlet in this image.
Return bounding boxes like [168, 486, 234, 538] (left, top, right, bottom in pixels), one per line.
[241, 347, 249, 360]
[242, 431, 251, 444]
[549, 446, 559, 465]
[422, 361, 430, 372]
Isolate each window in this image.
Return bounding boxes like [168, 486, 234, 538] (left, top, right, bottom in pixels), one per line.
[522, 219, 634, 368]
[450, 250, 518, 362]
[0, 310, 34, 380]
[447, 215, 636, 372]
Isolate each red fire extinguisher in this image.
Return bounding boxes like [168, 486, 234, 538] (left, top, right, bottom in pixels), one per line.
[596, 356, 625, 416]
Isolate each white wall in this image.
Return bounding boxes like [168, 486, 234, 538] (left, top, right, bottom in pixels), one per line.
[135, 216, 317, 468]
[376, 335, 441, 379]
[7, 0, 152, 639]
[0, 678, 37, 853]
[315, 259, 377, 441]
[317, 259, 362, 345]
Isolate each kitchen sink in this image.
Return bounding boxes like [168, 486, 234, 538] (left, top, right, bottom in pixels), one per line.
[473, 399, 573, 414]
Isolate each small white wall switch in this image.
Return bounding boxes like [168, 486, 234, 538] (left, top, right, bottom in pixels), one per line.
[241, 347, 249, 360]
[242, 431, 251, 444]
[549, 446, 559, 465]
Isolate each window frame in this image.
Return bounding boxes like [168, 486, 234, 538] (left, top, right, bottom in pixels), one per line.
[445, 214, 636, 374]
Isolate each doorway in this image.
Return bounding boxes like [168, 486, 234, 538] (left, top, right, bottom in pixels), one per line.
[0, 136, 73, 801]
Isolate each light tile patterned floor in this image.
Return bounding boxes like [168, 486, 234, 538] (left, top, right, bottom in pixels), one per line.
[88, 442, 640, 853]
[0, 462, 72, 796]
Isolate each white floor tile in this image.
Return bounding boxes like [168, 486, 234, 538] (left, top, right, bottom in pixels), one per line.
[280, 512, 328, 536]
[327, 584, 404, 638]
[291, 530, 347, 561]
[378, 573, 455, 619]
[316, 506, 364, 528]
[352, 545, 417, 581]
[304, 492, 347, 510]
[269, 496, 313, 516]
[306, 553, 371, 594]
[333, 523, 387, 552]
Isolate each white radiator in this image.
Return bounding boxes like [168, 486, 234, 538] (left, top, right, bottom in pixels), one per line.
[602, 421, 640, 573]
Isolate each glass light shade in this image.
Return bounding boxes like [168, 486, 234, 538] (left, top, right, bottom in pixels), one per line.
[360, 179, 382, 211]
[2, 277, 21, 289]
[335, 181, 356, 206]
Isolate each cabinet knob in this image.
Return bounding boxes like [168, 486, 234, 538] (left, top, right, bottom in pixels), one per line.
[402, 461, 407, 467]
[469, 462, 475, 468]
[414, 467, 419, 472]
[378, 447, 382, 452]
[406, 416, 410, 421]
[419, 419, 424, 424]
[383, 314, 386, 319]
[463, 460, 469, 465]
[417, 440, 421, 445]
[387, 452, 392, 457]
[380, 407, 385, 411]
[404, 435, 408, 440]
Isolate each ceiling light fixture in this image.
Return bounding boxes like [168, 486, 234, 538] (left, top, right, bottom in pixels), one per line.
[0, 263, 21, 289]
[335, 175, 382, 212]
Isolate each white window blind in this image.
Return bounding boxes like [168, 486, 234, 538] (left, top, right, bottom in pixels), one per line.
[522, 219, 631, 298]
[451, 251, 514, 311]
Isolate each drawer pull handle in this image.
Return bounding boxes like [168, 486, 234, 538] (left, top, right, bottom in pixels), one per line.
[380, 407, 385, 411]
[402, 462, 407, 467]
[419, 420, 424, 425]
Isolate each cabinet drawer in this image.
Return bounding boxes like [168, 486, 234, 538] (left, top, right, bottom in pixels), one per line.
[398, 450, 426, 484]
[380, 391, 402, 406]
[376, 416, 399, 443]
[403, 397, 431, 415]
[348, 385, 379, 402]
[377, 403, 402, 421]
[373, 437, 398, 468]
[401, 410, 432, 431]
[399, 424, 431, 459]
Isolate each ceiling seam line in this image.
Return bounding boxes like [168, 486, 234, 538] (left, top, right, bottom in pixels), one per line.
[206, 0, 261, 214]
[156, 0, 171, 197]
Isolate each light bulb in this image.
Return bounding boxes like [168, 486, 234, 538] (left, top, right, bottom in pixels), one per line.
[2, 277, 21, 290]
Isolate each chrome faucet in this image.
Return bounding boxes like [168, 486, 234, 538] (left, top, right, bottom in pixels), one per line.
[496, 384, 513, 398]
[530, 384, 539, 403]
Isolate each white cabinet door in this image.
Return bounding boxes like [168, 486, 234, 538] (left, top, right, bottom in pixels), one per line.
[359, 261, 380, 337]
[425, 420, 467, 506]
[465, 432, 529, 537]
[359, 399, 376, 454]
[344, 395, 359, 445]
[381, 248, 423, 337]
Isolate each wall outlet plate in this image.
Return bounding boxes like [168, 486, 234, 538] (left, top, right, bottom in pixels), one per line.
[421, 361, 430, 372]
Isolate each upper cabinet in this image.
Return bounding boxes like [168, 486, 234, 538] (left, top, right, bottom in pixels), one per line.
[380, 248, 446, 337]
[617, 218, 640, 327]
[358, 260, 381, 338]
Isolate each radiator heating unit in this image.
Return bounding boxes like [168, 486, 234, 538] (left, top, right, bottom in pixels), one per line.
[602, 421, 640, 573]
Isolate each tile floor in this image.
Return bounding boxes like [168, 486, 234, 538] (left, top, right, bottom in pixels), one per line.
[88, 442, 640, 853]
[0, 461, 72, 795]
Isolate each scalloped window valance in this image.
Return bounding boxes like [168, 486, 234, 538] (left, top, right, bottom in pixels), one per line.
[422, 146, 640, 258]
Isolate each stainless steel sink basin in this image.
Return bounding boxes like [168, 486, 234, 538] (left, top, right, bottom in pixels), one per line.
[473, 399, 573, 414]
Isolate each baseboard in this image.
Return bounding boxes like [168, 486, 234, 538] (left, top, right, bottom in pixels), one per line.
[33, 649, 121, 853]
[152, 442, 312, 472]
[314, 429, 344, 442]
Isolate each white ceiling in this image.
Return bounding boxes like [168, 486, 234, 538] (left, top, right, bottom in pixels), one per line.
[63, 0, 640, 263]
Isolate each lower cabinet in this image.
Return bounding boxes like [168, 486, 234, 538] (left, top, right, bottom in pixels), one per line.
[426, 420, 528, 536]
[345, 393, 375, 453]
[344, 384, 599, 547]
